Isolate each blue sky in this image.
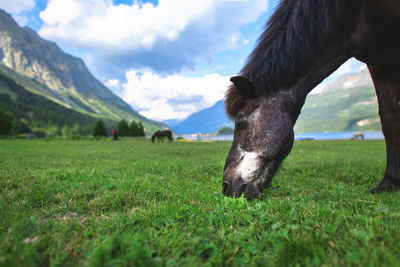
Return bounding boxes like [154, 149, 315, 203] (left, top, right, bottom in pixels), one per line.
[1, 0, 364, 121]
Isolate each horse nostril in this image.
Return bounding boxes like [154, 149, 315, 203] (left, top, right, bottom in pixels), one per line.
[233, 183, 247, 198]
[222, 181, 229, 195]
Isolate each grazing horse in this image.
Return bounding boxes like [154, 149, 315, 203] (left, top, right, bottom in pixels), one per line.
[151, 130, 173, 143]
[223, 0, 400, 200]
[351, 132, 365, 140]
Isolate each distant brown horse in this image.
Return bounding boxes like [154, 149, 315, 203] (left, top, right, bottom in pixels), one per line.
[151, 130, 173, 143]
[223, 0, 400, 200]
[112, 129, 118, 141]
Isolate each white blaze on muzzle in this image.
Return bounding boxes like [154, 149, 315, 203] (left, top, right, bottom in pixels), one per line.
[237, 151, 260, 181]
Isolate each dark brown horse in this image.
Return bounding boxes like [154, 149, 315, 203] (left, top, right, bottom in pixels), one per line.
[151, 130, 173, 143]
[223, 0, 400, 200]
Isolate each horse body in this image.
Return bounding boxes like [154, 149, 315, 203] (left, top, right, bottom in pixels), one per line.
[351, 132, 365, 140]
[223, 0, 400, 200]
[151, 130, 173, 143]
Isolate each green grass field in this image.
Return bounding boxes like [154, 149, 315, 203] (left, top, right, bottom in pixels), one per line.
[1, 139, 399, 266]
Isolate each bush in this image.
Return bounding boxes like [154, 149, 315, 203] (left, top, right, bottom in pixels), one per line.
[15, 133, 27, 139]
[71, 135, 81, 140]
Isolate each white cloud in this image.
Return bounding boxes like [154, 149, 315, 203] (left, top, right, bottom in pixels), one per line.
[0, 0, 35, 14]
[310, 83, 326, 95]
[357, 64, 367, 72]
[326, 58, 365, 81]
[105, 78, 120, 88]
[119, 70, 230, 121]
[39, 0, 214, 50]
[38, 0, 269, 73]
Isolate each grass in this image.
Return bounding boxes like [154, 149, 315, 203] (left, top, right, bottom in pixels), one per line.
[0, 139, 399, 266]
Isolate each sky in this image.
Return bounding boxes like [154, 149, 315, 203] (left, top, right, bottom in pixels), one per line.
[0, 0, 365, 121]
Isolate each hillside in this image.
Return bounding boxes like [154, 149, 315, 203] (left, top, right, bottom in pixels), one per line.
[0, 9, 165, 133]
[0, 71, 97, 134]
[294, 84, 380, 132]
[173, 100, 232, 134]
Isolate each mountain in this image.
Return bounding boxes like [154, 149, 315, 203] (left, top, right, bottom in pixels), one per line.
[295, 84, 379, 132]
[0, 9, 165, 133]
[173, 100, 233, 134]
[294, 68, 379, 132]
[174, 69, 379, 134]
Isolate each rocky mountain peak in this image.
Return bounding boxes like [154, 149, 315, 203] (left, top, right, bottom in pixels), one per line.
[0, 9, 20, 32]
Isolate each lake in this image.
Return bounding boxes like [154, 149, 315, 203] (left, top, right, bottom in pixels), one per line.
[182, 131, 384, 141]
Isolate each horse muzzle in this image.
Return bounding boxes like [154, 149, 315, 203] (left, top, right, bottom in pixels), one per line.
[222, 173, 264, 201]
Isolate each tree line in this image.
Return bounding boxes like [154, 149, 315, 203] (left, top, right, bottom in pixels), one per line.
[0, 107, 146, 139]
[92, 119, 145, 138]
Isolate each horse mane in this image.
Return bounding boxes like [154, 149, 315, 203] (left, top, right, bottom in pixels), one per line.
[242, 0, 348, 93]
[225, 0, 349, 118]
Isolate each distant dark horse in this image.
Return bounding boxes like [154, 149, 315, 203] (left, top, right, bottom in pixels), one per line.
[351, 132, 365, 140]
[151, 130, 173, 143]
[223, 0, 400, 200]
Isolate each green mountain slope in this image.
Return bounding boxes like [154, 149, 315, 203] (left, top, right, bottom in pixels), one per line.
[0, 9, 166, 134]
[295, 84, 380, 133]
[0, 71, 98, 134]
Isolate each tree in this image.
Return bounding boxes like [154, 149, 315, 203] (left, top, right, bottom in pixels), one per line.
[46, 125, 60, 137]
[71, 124, 80, 136]
[12, 117, 30, 135]
[130, 120, 140, 137]
[117, 119, 130, 137]
[93, 119, 107, 137]
[62, 125, 71, 139]
[0, 108, 12, 136]
[138, 122, 145, 136]
[217, 126, 234, 135]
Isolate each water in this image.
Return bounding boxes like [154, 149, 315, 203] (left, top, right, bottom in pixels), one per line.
[181, 131, 384, 141]
[294, 131, 384, 140]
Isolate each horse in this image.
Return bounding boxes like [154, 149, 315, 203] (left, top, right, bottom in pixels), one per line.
[223, 0, 400, 200]
[351, 132, 365, 140]
[151, 130, 173, 143]
[112, 129, 118, 141]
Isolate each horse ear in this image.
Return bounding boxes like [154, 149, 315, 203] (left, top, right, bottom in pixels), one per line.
[230, 76, 257, 99]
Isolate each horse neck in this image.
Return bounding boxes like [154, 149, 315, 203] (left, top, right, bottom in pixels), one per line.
[279, 50, 351, 125]
[261, 3, 367, 123]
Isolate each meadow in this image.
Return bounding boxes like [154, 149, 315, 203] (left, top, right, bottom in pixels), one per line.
[0, 139, 399, 266]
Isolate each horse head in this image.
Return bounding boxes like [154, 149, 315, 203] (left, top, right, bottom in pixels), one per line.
[222, 76, 295, 200]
